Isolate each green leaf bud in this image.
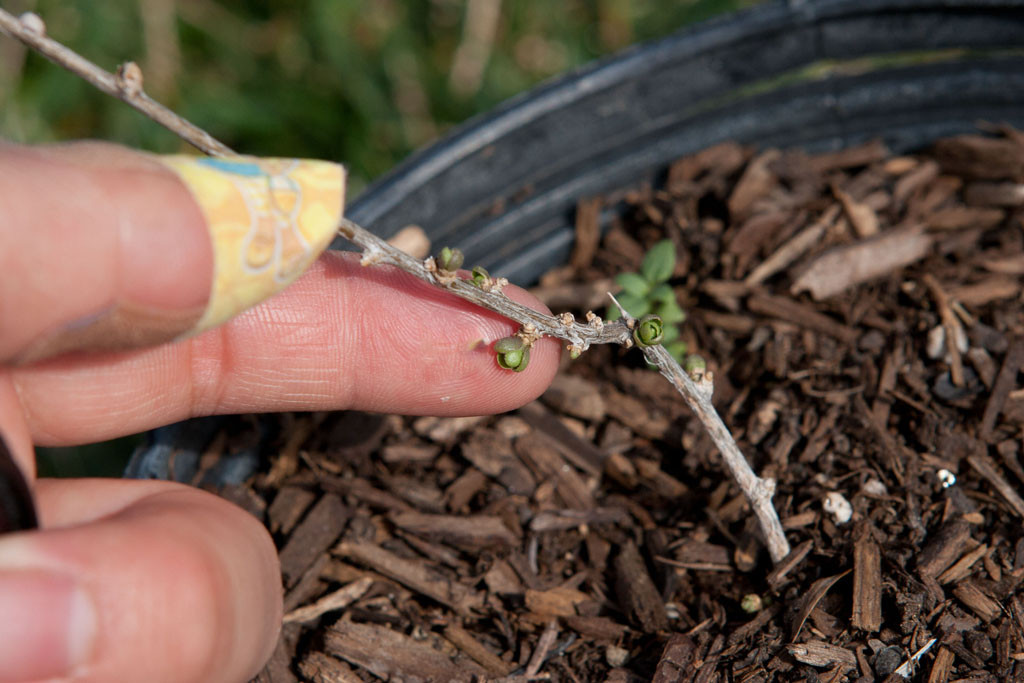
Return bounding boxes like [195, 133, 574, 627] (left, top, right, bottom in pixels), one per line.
[495, 336, 530, 371]
[633, 314, 664, 347]
[436, 246, 464, 271]
[471, 265, 490, 287]
[740, 593, 763, 613]
[498, 348, 523, 368]
[684, 354, 707, 376]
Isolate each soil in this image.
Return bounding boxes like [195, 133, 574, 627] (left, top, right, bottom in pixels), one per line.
[207, 127, 1024, 682]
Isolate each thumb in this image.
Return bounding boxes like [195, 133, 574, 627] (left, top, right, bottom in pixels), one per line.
[0, 479, 281, 683]
[0, 142, 344, 363]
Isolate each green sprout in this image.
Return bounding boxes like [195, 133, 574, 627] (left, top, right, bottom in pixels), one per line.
[633, 314, 664, 347]
[471, 265, 490, 288]
[607, 239, 689, 361]
[436, 246, 464, 272]
[495, 336, 530, 372]
[683, 353, 707, 378]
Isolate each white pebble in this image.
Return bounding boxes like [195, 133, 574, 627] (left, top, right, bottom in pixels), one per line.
[926, 325, 946, 359]
[823, 491, 852, 524]
[606, 645, 630, 667]
[937, 469, 957, 489]
[862, 479, 888, 496]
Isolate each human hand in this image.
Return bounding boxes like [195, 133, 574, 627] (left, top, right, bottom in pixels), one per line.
[0, 141, 559, 682]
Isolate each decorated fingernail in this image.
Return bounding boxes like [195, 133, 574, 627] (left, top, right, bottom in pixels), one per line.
[155, 155, 345, 334]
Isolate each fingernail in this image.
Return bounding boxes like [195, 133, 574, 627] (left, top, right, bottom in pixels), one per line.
[155, 155, 346, 335]
[0, 570, 96, 681]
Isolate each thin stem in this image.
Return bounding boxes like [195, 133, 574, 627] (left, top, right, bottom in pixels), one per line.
[0, 9, 231, 156]
[2, 12, 792, 564]
[642, 345, 790, 563]
[338, 218, 632, 353]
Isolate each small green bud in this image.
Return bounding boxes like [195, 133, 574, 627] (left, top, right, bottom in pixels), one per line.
[500, 348, 524, 368]
[495, 336, 530, 372]
[684, 354, 706, 376]
[569, 347, 582, 360]
[740, 593, 763, 613]
[633, 314, 664, 347]
[471, 266, 490, 287]
[436, 246, 464, 272]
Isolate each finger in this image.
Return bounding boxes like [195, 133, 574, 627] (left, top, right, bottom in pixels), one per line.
[12, 251, 562, 446]
[0, 142, 343, 363]
[0, 142, 212, 361]
[0, 479, 281, 683]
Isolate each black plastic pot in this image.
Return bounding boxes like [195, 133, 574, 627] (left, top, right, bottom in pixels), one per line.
[127, 0, 1024, 481]
[343, 0, 1024, 286]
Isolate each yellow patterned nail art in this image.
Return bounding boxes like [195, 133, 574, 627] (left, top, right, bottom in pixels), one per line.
[156, 155, 345, 334]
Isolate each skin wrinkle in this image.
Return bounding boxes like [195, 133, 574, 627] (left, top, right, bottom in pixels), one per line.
[186, 324, 233, 419]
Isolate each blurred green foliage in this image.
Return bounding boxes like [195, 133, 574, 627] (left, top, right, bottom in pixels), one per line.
[5, 0, 756, 476]
[2, 0, 755, 194]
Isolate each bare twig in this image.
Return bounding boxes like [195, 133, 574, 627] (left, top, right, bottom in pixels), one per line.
[3, 13, 792, 564]
[642, 344, 789, 562]
[337, 218, 632, 354]
[0, 9, 231, 156]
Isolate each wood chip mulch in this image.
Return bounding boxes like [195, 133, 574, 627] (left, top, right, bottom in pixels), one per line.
[207, 126, 1024, 682]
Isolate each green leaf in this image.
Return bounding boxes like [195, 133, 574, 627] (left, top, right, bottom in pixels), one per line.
[619, 295, 650, 318]
[641, 239, 676, 284]
[648, 282, 675, 304]
[607, 294, 645, 321]
[657, 301, 687, 324]
[615, 272, 650, 297]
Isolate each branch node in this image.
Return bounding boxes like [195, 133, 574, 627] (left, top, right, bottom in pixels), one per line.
[480, 276, 507, 294]
[18, 11, 45, 35]
[360, 247, 385, 267]
[115, 61, 144, 97]
[517, 322, 541, 347]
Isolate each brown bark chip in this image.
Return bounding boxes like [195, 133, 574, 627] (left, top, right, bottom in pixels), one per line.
[613, 541, 668, 632]
[325, 621, 484, 682]
[852, 523, 882, 632]
[917, 519, 972, 580]
[652, 634, 697, 683]
[278, 494, 347, 586]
